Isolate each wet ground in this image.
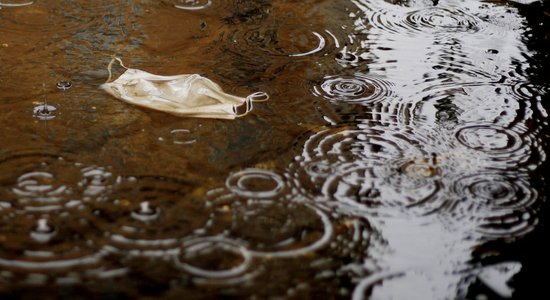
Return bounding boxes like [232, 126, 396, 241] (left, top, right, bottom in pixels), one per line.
[1, 0, 549, 299]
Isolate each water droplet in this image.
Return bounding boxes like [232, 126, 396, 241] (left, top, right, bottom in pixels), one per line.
[33, 104, 57, 120]
[30, 219, 56, 243]
[131, 201, 160, 222]
[312, 73, 395, 105]
[56, 81, 72, 91]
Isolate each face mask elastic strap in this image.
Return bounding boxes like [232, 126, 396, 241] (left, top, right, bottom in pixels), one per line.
[247, 91, 269, 102]
[106, 57, 129, 83]
[234, 91, 268, 118]
[234, 96, 254, 118]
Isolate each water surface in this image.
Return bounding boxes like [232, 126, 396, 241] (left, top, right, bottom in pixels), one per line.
[0, 0, 549, 298]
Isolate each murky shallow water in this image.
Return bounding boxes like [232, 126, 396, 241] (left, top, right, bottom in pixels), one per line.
[0, 0, 549, 298]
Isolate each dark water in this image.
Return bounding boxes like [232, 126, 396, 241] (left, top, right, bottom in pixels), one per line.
[0, 0, 549, 298]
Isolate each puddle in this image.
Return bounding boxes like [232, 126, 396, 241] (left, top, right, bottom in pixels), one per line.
[1, 0, 549, 298]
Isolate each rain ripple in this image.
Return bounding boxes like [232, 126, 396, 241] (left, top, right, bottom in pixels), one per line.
[0, 212, 108, 273]
[453, 123, 541, 169]
[0, 1, 33, 8]
[175, 236, 256, 285]
[444, 170, 540, 239]
[451, 172, 537, 215]
[0, 2, 99, 36]
[403, 7, 480, 33]
[0, 152, 83, 212]
[89, 176, 210, 255]
[171, 0, 212, 11]
[224, 26, 341, 58]
[356, 3, 481, 36]
[300, 125, 427, 165]
[225, 168, 286, 199]
[312, 73, 395, 105]
[208, 194, 333, 258]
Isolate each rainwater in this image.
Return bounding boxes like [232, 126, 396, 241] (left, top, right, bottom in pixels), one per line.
[0, 0, 549, 298]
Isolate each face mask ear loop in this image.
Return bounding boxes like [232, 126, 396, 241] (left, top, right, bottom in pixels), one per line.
[248, 91, 269, 103]
[106, 57, 129, 83]
[234, 92, 268, 118]
[235, 96, 253, 118]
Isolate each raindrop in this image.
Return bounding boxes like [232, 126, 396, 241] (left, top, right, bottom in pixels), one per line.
[89, 176, 209, 253]
[56, 81, 72, 91]
[33, 104, 57, 121]
[131, 201, 160, 222]
[30, 219, 56, 243]
[312, 73, 394, 105]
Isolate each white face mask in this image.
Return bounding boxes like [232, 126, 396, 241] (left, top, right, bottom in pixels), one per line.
[100, 58, 269, 120]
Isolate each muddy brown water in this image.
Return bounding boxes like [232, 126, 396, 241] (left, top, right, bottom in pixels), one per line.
[0, 0, 549, 299]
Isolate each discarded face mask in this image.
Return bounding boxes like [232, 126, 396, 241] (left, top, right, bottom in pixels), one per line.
[100, 58, 269, 120]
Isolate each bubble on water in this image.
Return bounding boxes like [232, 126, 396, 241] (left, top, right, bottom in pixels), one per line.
[172, 0, 212, 10]
[225, 169, 286, 199]
[209, 199, 333, 258]
[312, 73, 395, 105]
[175, 236, 255, 284]
[90, 176, 210, 254]
[33, 104, 57, 120]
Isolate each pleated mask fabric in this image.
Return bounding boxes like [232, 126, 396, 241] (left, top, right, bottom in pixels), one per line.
[100, 58, 269, 119]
